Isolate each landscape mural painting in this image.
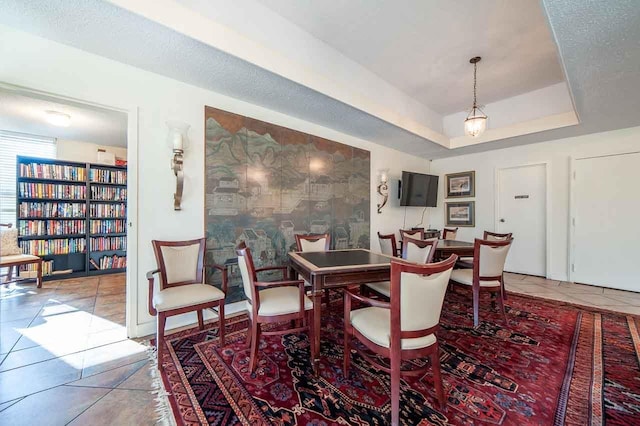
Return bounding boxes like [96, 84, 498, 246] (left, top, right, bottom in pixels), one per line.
[204, 106, 371, 303]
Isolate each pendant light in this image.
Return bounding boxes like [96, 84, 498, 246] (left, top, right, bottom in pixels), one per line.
[464, 56, 488, 137]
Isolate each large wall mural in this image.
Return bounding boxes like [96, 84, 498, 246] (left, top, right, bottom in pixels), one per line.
[204, 106, 371, 302]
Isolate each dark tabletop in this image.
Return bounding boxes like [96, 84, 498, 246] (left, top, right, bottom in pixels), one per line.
[294, 249, 391, 268]
[437, 239, 474, 248]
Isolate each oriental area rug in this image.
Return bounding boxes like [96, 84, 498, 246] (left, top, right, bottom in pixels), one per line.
[157, 291, 640, 425]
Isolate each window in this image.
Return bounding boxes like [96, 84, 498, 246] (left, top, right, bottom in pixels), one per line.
[0, 130, 57, 225]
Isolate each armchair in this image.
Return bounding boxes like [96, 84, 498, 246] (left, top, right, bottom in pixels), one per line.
[344, 255, 458, 425]
[236, 241, 314, 372]
[148, 238, 227, 369]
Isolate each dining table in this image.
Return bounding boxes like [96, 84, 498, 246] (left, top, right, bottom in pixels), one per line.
[288, 249, 393, 375]
[433, 239, 475, 260]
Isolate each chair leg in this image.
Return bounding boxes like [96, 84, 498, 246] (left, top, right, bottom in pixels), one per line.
[157, 312, 167, 370]
[36, 260, 42, 288]
[245, 317, 253, 349]
[323, 289, 330, 306]
[5, 266, 13, 283]
[501, 275, 508, 300]
[431, 345, 446, 411]
[390, 349, 401, 426]
[307, 309, 315, 363]
[218, 302, 225, 346]
[472, 285, 480, 328]
[197, 310, 204, 331]
[343, 330, 350, 377]
[249, 320, 260, 372]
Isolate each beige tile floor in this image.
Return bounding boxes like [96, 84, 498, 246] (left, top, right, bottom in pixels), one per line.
[1, 272, 639, 425]
[0, 274, 159, 426]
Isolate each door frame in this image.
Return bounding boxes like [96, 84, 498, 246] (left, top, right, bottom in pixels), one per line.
[568, 151, 640, 283]
[0, 81, 140, 338]
[494, 161, 551, 278]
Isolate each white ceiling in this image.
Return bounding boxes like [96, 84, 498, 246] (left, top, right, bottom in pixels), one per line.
[0, 0, 638, 159]
[0, 88, 127, 147]
[260, 0, 565, 114]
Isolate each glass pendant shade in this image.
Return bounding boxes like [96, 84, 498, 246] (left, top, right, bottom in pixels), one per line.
[464, 110, 487, 137]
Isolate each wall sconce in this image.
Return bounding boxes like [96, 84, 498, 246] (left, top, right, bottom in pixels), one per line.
[167, 121, 190, 211]
[377, 168, 389, 214]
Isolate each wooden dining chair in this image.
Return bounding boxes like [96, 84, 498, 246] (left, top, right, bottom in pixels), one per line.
[449, 238, 513, 328]
[344, 255, 458, 425]
[366, 236, 438, 298]
[236, 241, 314, 372]
[400, 228, 425, 241]
[1, 223, 43, 288]
[295, 233, 330, 252]
[457, 231, 513, 298]
[148, 238, 227, 368]
[378, 232, 400, 257]
[442, 227, 458, 240]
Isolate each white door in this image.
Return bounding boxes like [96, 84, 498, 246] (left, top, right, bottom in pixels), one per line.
[497, 164, 547, 276]
[572, 152, 640, 291]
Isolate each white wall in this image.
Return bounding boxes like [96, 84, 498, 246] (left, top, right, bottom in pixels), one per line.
[57, 139, 127, 164]
[0, 25, 429, 336]
[429, 125, 640, 281]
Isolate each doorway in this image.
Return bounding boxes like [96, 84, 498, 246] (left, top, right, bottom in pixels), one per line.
[495, 163, 548, 276]
[570, 152, 640, 291]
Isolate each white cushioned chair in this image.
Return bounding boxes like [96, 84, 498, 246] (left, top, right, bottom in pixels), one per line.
[442, 227, 458, 240]
[1, 223, 42, 288]
[148, 238, 226, 369]
[237, 241, 314, 372]
[450, 237, 513, 328]
[344, 255, 458, 426]
[295, 233, 331, 304]
[378, 232, 399, 257]
[366, 235, 438, 298]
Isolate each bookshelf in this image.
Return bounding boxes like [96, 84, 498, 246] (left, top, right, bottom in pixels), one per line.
[16, 156, 127, 280]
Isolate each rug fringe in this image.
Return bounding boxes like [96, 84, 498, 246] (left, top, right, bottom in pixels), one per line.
[147, 346, 177, 426]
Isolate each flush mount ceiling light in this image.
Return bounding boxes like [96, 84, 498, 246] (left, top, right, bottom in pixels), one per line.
[44, 110, 71, 127]
[464, 56, 488, 138]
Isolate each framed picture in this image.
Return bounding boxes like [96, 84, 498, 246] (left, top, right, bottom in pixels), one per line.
[446, 171, 475, 198]
[445, 201, 475, 227]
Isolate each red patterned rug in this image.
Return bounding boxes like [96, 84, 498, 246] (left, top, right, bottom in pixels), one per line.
[157, 290, 640, 425]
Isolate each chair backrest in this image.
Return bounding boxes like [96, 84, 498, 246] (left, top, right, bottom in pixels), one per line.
[295, 233, 330, 252]
[402, 236, 437, 264]
[474, 238, 513, 279]
[399, 228, 424, 240]
[483, 231, 512, 241]
[442, 228, 458, 240]
[378, 232, 398, 257]
[152, 238, 205, 290]
[235, 241, 258, 302]
[389, 255, 457, 338]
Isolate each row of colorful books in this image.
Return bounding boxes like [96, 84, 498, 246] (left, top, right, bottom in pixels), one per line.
[20, 163, 86, 181]
[90, 254, 127, 270]
[18, 219, 86, 236]
[90, 186, 127, 201]
[20, 238, 86, 255]
[20, 260, 54, 276]
[90, 204, 126, 218]
[19, 183, 86, 200]
[89, 168, 127, 185]
[19, 202, 86, 218]
[89, 236, 127, 251]
[89, 219, 126, 234]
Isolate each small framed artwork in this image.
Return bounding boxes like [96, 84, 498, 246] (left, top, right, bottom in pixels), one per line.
[445, 201, 475, 227]
[446, 171, 475, 198]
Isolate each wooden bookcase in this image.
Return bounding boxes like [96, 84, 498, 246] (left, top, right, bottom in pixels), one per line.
[16, 156, 127, 280]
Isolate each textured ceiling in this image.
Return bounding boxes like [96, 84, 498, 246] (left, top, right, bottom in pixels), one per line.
[0, 0, 638, 160]
[259, 0, 565, 114]
[0, 88, 127, 147]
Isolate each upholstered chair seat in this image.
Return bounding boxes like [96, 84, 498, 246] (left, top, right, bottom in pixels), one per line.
[450, 269, 500, 287]
[253, 286, 313, 316]
[153, 283, 225, 312]
[350, 307, 437, 349]
[365, 281, 391, 297]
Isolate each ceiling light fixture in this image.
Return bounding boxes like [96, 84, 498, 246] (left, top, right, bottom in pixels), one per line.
[45, 110, 71, 127]
[464, 56, 488, 138]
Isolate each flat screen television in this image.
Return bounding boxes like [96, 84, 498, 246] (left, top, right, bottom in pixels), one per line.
[399, 171, 439, 207]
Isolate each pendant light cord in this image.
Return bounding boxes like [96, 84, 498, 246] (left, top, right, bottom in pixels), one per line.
[473, 61, 478, 111]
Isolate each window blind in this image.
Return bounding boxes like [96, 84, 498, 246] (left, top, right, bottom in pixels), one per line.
[0, 130, 57, 225]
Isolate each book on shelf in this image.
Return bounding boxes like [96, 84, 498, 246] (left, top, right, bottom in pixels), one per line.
[19, 219, 86, 236]
[89, 168, 127, 185]
[21, 260, 54, 276]
[20, 238, 86, 256]
[90, 186, 127, 201]
[18, 182, 86, 199]
[90, 203, 126, 218]
[91, 254, 127, 270]
[89, 219, 126, 234]
[19, 201, 86, 218]
[90, 236, 127, 251]
[20, 162, 86, 181]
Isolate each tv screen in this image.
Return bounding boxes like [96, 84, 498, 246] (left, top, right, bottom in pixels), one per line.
[399, 171, 439, 207]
